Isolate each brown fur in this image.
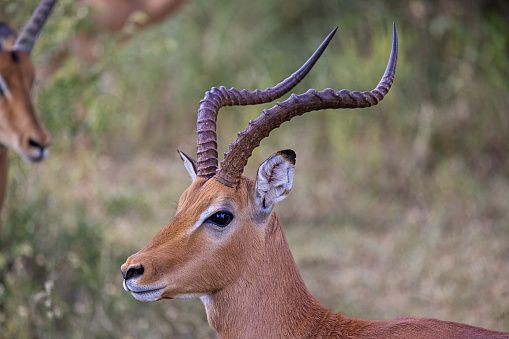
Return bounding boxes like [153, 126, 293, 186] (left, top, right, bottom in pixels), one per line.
[122, 175, 509, 338]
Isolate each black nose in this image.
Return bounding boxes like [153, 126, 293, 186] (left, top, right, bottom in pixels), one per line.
[28, 138, 45, 150]
[123, 264, 144, 280]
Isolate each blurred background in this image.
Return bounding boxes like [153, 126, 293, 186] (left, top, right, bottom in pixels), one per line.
[0, 0, 508, 337]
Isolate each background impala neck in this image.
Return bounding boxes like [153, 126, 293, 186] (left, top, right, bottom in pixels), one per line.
[201, 213, 331, 338]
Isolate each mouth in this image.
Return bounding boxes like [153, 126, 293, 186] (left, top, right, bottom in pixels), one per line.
[19, 148, 48, 163]
[123, 280, 166, 302]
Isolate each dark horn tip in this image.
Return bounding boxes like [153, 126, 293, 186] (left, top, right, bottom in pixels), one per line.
[392, 22, 398, 66]
[382, 22, 398, 77]
[324, 26, 339, 44]
[392, 22, 398, 46]
[331, 26, 339, 37]
[278, 149, 296, 164]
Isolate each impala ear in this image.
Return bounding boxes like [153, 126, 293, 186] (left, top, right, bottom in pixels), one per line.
[0, 22, 17, 51]
[255, 150, 296, 215]
[178, 150, 197, 180]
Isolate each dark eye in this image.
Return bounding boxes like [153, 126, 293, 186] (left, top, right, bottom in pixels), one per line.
[205, 211, 234, 227]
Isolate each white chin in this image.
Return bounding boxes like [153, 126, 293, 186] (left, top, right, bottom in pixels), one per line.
[18, 150, 47, 163]
[130, 288, 164, 302]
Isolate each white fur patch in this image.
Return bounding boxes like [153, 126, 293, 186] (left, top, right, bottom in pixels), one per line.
[186, 203, 225, 235]
[255, 152, 295, 211]
[200, 294, 212, 305]
[173, 293, 206, 299]
[0, 75, 12, 99]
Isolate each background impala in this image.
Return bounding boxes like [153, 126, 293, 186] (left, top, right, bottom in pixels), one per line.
[0, 0, 56, 216]
[0, 0, 507, 337]
[83, 0, 188, 36]
[44, 0, 189, 67]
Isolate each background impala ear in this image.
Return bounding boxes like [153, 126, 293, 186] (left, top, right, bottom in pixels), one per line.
[177, 150, 197, 180]
[255, 149, 296, 215]
[0, 22, 17, 51]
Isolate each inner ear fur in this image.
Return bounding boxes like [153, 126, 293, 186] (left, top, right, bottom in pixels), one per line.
[178, 150, 197, 180]
[255, 149, 296, 215]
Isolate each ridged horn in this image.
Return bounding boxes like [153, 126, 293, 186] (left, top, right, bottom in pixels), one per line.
[196, 27, 338, 178]
[14, 0, 58, 53]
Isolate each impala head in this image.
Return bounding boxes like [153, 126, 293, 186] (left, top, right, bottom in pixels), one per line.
[0, 0, 57, 162]
[121, 24, 398, 302]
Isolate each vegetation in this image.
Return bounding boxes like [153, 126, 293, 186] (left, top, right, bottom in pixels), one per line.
[0, 0, 508, 337]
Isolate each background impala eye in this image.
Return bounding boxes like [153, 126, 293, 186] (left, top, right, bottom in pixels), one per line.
[205, 211, 234, 227]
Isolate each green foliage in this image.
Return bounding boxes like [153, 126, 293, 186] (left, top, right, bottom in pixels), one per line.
[0, 0, 508, 337]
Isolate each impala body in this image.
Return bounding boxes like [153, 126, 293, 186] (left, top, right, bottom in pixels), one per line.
[83, 0, 188, 33]
[48, 0, 187, 76]
[121, 26, 509, 338]
[0, 0, 57, 216]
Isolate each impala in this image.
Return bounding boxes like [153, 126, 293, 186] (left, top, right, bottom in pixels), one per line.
[45, 0, 187, 74]
[121, 25, 509, 338]
[0, 0, 57, 214]
[83, 0, 188, 34]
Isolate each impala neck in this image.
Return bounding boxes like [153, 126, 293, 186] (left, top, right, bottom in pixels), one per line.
[200, 213, 509, 339]
[201, 213, 337, 338]
[0, 146, 8, 226]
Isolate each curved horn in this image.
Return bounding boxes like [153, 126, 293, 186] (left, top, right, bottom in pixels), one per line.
[196, 27, 338, 178]
[216, 23, 398, 187]
[14, 0, 58, 53]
